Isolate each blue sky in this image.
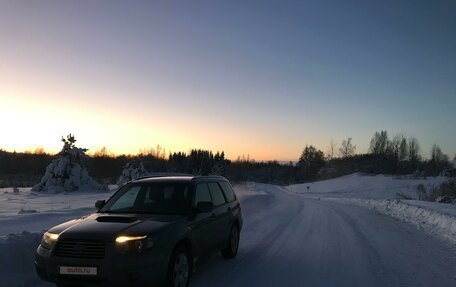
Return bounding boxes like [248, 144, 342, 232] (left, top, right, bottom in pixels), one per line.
[1, 0, 455, 160]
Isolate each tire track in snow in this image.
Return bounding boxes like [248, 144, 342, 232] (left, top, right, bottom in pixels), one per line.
[191, 184, 303, 286]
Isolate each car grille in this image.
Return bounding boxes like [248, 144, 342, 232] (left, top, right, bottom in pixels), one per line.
[54, 239, 106, 259]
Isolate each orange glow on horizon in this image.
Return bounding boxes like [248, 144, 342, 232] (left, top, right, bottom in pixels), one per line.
[0, 92, 314, 162]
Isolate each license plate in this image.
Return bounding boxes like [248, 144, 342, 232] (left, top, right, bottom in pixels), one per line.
[59, 266, 97, 276]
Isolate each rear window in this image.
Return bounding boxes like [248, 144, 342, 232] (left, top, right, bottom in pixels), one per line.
[219, 181, 236, 202]
[194, 183, 212, 206]
[208, 182, 226, 206]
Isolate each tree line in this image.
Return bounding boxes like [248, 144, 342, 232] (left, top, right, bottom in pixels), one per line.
[0, 130, 454, 187]
[298, 131, 454, 181]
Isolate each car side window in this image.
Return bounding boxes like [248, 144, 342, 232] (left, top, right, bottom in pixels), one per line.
[194, 184, 212, 206]
[219, 181, 236, 202]
[208, 182, 226, 206]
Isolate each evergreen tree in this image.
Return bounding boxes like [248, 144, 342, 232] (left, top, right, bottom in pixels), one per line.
[32, 134, 101, 192]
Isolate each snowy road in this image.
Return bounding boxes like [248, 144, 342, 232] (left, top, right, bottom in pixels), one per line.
[191, 184, 456, 287]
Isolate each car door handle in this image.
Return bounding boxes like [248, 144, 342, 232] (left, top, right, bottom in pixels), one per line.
[227, 207, 232, 212]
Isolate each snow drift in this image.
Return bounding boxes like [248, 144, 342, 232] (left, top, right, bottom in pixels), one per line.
[327, 198, 456, 245]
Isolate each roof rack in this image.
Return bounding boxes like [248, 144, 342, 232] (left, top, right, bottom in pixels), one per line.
[130, 174, 227, 182]
[132, 173, 193, 181]
[192, 175, 227, 180]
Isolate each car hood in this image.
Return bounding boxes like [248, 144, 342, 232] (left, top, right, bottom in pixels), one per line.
[48, 213, 185, 241]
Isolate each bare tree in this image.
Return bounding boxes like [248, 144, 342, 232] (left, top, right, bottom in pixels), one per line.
[326, 139, 337, 160]
[387, 134, 402, 159]
[387, 134, 409, 160]
[93, 146, 113, 157]
[399, 136, 408, 161]
[339, 138, 356, 158]
[431, 144, 449, 163]
[139, 144, 167, 159]
[369, 131, 388, 155]
[408, 137, 421, 165]
[429, 144, 450, 175]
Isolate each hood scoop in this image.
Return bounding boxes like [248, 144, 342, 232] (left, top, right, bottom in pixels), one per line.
[96, 216, 138, 223]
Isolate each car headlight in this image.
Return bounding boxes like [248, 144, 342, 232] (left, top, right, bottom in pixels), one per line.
[115, 235, 154, 254]
[41, 232, 59, 249]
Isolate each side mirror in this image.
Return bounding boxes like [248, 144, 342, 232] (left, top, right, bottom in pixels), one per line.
[196, 201, 213, 213]
[95, 200, 106, 210]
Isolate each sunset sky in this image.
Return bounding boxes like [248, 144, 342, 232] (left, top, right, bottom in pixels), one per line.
[1, 1, 455, 161]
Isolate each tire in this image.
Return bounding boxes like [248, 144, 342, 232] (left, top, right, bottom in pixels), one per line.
[221, 224, 240, 259]
[165, 245, 192, 287]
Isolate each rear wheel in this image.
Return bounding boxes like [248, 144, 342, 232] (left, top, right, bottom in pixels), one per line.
[166, 245, 192, 287]
[221, 224, 240, 259]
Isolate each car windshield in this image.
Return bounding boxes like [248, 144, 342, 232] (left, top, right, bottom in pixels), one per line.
[100, 182, 192, 215]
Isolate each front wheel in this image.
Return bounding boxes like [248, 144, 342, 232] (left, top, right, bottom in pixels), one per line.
[221, 224, 240, 259]
[165, 245, 191, 287]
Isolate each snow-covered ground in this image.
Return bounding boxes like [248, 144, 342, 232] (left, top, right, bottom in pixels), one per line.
[0, 187, 116, 216]
[287, 173, 456, 245]
[287, 173, 447, 199]
[0, 187, 115, 235]
[1, 176, 456, 287]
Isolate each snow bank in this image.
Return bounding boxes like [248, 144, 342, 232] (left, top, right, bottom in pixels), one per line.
[286, 173, 456, 245]
[327, 198, 456, 245]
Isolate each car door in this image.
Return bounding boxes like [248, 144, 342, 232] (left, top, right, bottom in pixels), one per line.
[207, 182, 230, 247]
[190, 183, 219, 254]
[219, 180, 241, 230]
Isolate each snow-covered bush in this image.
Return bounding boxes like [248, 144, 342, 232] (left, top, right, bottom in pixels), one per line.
[416, 179, 456, 203]
[32, 134, 102, 192]
[117, 161, 148, 186]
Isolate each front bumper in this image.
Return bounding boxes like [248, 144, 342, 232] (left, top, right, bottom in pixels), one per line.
[35, 244, 168, 287]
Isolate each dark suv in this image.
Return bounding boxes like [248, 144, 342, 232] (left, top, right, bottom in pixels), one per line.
[35, 176, 242, 287]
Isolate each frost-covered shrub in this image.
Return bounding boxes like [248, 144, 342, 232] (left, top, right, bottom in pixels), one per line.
[433, 179, 456, 203]
[416, 179, 456, 203]
[117, 162, 148, 186]
[32, 134, 101, 192]
[416, 184, 429, 201]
